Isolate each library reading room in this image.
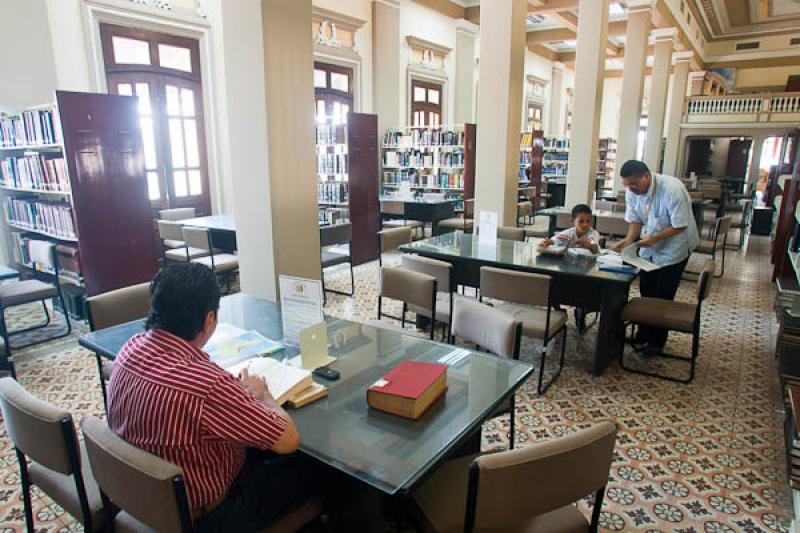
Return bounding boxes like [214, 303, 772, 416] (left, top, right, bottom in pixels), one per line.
[1, 0, 800, 531]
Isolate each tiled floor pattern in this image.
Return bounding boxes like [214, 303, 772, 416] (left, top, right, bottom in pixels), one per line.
[0, 234, 792, 531]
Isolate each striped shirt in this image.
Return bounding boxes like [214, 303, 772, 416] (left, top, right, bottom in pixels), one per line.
[107, 328, 288, 511]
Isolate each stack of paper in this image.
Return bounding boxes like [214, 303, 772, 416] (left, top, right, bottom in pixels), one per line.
[205, 324, 285, 368]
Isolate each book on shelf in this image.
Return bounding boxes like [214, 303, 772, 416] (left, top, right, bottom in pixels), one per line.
[226, 356, 316, 406]
[1, 154, 69, 192]
[367, 361, 447, 420]
[3, 197, 76, 239]
[383, 128, 464, 148]
[0, 107, 61, 147]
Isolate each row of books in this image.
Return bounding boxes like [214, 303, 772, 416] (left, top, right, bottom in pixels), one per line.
[317, 152, 348, 176]
[318, 182, 348, 204]
[4, 197, 76, 239]
[0, 109, 61, 147]
[383, 129, 464, 148]
[544, 137, 570, 150]
[384, 171, 464, 190]
[9, 233, 82, 282]
[520, 131, 536, 150]
[316, 123, 347, 146]
[1, 155, 70, 192]
[545, 152, 569, 162]
[383, 150, 465, 168]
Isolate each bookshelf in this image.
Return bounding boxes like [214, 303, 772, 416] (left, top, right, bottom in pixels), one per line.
[0, 92, 159, 299]
[597, 137, 616, 193]
[542, 137, 569, 207]
[381, 124, 476, 208]
[519, 130, 544, 210]
[316, 112, 380, 265]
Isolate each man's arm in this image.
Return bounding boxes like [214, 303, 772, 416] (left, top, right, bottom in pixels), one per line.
[638, 185, 691, 248]
[611, 222, 642, 251]
[638, 225, 685, 248]
[240, 369, 299, 453]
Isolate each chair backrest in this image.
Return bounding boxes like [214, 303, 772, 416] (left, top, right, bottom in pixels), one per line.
[697, 259, 715, 302]
[517, 202, 533, 218]
[182, 226, 211, 251]
[380, 199, 405, 216]
[467, 421, 617, 531]
[402, 255, 453, 293]
[688, 191, 704, 200]
[159, 208, 196, 221]
[464, 199, 475, 219]
[714, 216, 732, 243]
[86, 282, 151, 331]
[480, 266, 550, 308]
[451, 298, 521, 359]
[595, 215, 629, 237]
[379, 266, 436, 310]
[524, 187, 536, 200]
[28, 240, 56, 271]
[81, 416, 191, 533]
[0, 377, 77, 475]
[555, 212, 572, 230]
[158, 220, 185, 242]
[320, 222, 353, 247]
[378, 227, 413, 255]
[497, 226, 525, 241]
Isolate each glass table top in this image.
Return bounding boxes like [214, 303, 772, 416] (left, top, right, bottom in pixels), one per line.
[400, 232, 636, 284]
[181, 214, 236, 232]
[379, 196, 457, 205]
[79, 293, 532, 496]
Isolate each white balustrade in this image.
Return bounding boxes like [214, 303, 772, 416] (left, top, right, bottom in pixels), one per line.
[685, 92, 800, 124]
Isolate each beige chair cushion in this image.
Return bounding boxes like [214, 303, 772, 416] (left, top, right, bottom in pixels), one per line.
[164, 246, 209, 262]
[159, 207, 196, 221]
[192, 253, 239, 273]
[321, 250, 350, 268]
[524, 219, 549, 239]
[379, 227, 414, 254]
[494, 302, 567, 340]
[114, 512, 152, 533]
[409, 292, 452, 324]
[438, 218, 474, 231]
[383, 219, 424, 229]
[380, 267, 436, 310]
[29, 443, 105, 529]
[451, 297, 520, 359]
[621, 297, 696, 333]
[162, 239, 185, 249]
[693, 239, 717, 254]
[0, 279, 57, 306]
[498, 226, 526, 241]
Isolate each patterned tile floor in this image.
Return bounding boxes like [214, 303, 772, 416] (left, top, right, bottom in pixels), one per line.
[0, 234, 792, 531]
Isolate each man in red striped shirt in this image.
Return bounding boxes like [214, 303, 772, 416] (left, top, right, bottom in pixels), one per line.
[107, 264, 316, 531]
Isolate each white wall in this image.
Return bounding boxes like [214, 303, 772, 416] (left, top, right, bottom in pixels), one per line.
[599, 77, 622, 138]
[0, 0, 58, 109]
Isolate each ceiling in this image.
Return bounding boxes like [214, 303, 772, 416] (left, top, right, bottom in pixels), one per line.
[699, 0, 800, 38]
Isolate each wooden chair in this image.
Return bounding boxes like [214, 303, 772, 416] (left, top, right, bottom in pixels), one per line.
[497, 226, 526, 241]
[85, 282, 151, 412]
[380, 199, 424, 237]
[0, 378, 104, 532]
[595, 214, 629, 248]
[690, 216, 731, 278]
[517, 201, 533, 226]
[620, 259, 715, 383]
[159, 207, 196, 221]
[410, 421, 617, 533]
[320, 222, 354, 297]
[480, 267, 567, 394]
[81, 417, 322, 533]
[402, 255, 455, 341]
[158, 220, 208, 262]
[377, 226, 413, 266]
[0, 240, 71, 377]
[376, 266, 437, 340]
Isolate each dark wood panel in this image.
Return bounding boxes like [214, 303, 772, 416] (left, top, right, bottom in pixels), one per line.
[57, 91, 159, 296]
[348, 112, 380, 265]
[530, 130, 544, 210]
[773, 134, 800, 281]
[725, 139, 752, 180]
[463, 123, 476, 200]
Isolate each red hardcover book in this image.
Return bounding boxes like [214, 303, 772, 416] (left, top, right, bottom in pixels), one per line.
[367, 361, 447, 420]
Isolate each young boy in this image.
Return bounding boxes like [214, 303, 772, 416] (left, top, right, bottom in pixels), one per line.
[538, 203, 600, 254]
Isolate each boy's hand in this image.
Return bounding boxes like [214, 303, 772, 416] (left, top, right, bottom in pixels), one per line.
[541, 238, 554, 247]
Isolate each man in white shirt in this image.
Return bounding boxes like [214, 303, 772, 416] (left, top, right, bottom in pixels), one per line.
[612, 160, 699, 354]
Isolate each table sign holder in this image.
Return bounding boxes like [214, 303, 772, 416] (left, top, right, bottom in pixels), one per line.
[279, 275, 324, 348]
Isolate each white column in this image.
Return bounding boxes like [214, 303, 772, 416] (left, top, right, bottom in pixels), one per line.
[548, 61, 565, 137]
[662, 51, 693, 176]
[748, 135, 766, 190]
[474, 0, 527, 227]
[613, 2, 651, 191]
[643, 28, 676, 171]
[565, 0, 609, 207]
[372, 0, 401, 135]
[454, 19, 479, 124]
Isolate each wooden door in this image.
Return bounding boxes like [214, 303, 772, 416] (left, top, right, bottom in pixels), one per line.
[725, 139, 752, 179]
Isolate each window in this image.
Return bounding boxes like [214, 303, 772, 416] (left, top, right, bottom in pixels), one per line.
[411, 79, 442, 127]
[100, 23, 210, 214]
[526, 101, 543, 131]
[314, 62, 354, 126]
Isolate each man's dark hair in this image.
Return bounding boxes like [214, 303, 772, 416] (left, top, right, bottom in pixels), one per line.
[145, 263, 221, 341]
[572, 203, 592, 219]
[619, 160, 650, 178]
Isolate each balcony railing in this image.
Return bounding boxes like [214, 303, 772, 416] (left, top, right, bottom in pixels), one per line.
[684, 92, 800, 124]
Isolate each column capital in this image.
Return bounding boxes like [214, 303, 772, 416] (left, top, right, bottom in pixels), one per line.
[672, 51, 694, 64]
[688, 70, 706, 80]
[455, 18, 480, 36]
[626, 0, 655, 13]
[650, 27, 678, 44]
[373, 0, 400, 9]
[552, 61, 566, 73]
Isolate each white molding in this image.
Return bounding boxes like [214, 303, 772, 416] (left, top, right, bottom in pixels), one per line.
[312, 6, 366, 33]
[650, 27, 678, 43]
[407, 64, 449, 126]
[84, 0, 209, 27]
[672, 51, 694, 63]
[455, 18, 479, 36]
[704, 48, 800, 63]
[406, 35, 453, 57]
[373, 0, 401, 9]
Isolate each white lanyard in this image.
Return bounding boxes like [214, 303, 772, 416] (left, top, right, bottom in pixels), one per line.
[642, 175, 657, 237]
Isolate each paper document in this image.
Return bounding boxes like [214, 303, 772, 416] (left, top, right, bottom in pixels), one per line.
[621, 244, 658, 272]
[539, 243, 567, 256]
[226, 357, 313, 405]
[279, 276, 324, 347]
[478, 210, 498, 247]
[205, 324, 284, 367]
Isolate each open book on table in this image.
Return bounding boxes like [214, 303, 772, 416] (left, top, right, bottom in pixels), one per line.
[225, 357, 322, 406]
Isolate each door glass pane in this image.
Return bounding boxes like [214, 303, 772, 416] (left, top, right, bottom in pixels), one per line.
[428, 89, 440, 105]
[147, 171, 160, 200]
[184, 119, 199, 167]
[173, 170, 188, 197]
[135, 83, 151, 114]
[166, 85, 181, 116]
[331, 72, 349, 93]
[180, 88, 195, 117]
[414, 87, 426, 102]
[169, 118, 186, 167]
[140, 118, 158, 170]
[332, 102, 343, 125]
[314, 69, 327, 88]
[316, 100, 326, 122]
[188, 170, 202, 196]
[158, 44, 192, 72]
[112, 36, 151, 65]
[117, 83, 133, 96]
